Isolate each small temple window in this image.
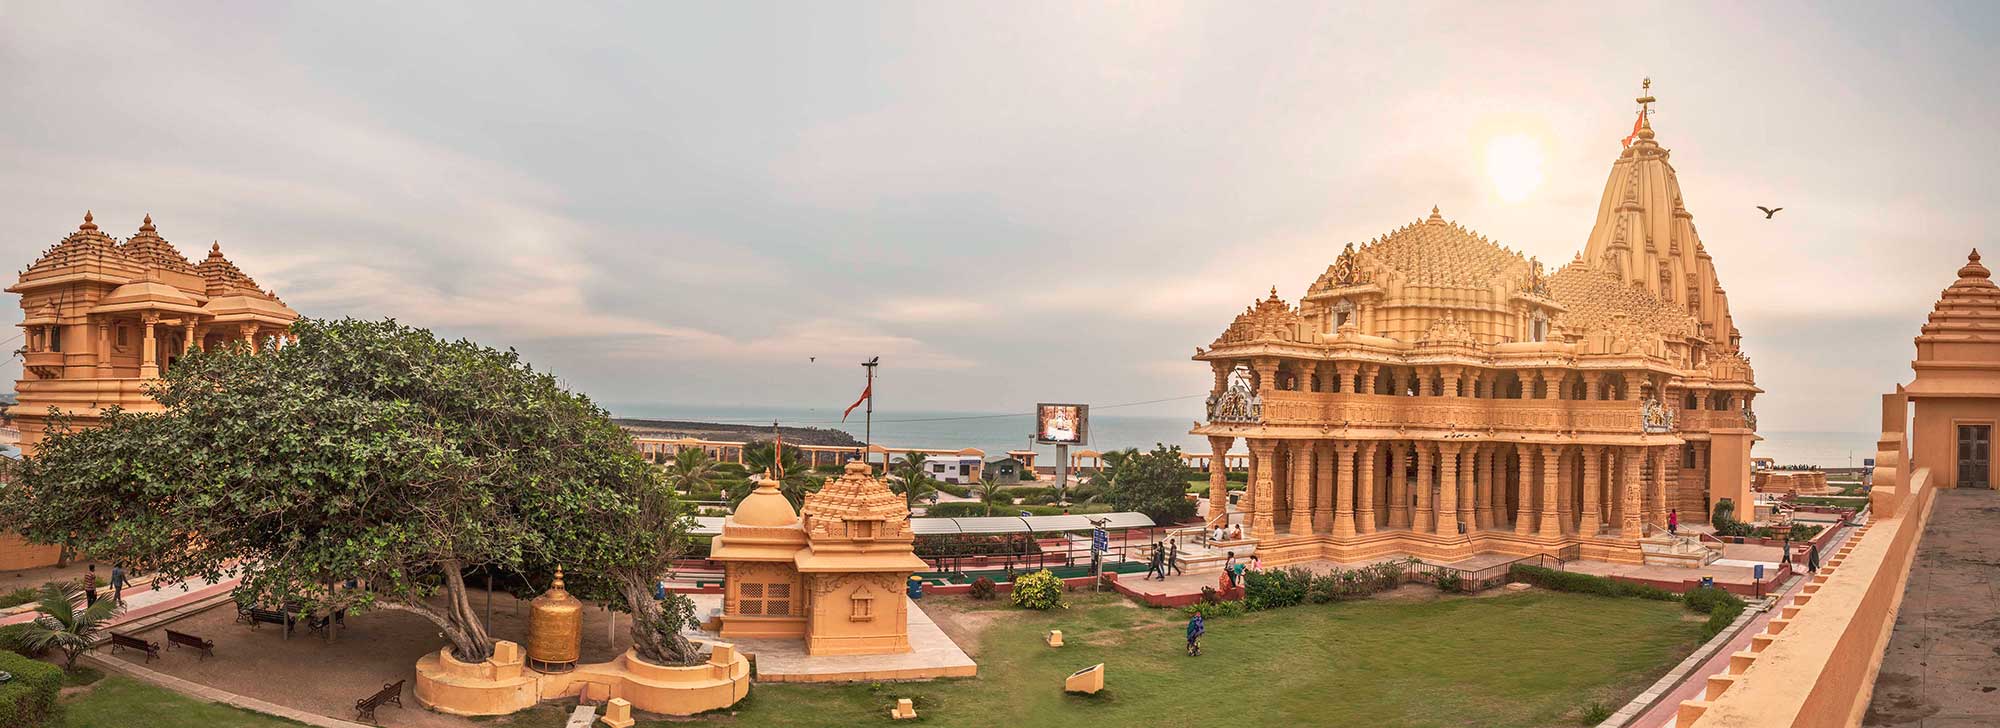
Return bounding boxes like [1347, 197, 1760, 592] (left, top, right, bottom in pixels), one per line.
[738, 583, 765, 616]
[1684, 444, 1698, 469]
[850, 590, 875, 622]
[48, 327, 61, 352]
[847, 521, 875, 539]
[1530, 314, 1549, 342]
[1684, 392, 1699, 410]
[115, 325, 128, 349]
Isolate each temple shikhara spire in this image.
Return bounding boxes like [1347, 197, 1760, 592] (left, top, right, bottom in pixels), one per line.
[1191, 86, 1759, 567]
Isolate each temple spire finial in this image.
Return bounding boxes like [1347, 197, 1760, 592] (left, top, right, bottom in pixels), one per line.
[139, 213, 156, 233]
[79, 210, 97, 232]
[1635, 77, 1657, 137]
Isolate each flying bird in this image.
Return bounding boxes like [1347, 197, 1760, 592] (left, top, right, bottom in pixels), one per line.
[1756, 206, 1782, 219]
[809, 357, 815, 363]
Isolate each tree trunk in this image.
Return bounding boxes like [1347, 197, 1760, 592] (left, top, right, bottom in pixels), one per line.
[382, 560, 494, 663]
[616, 571, 697, 666]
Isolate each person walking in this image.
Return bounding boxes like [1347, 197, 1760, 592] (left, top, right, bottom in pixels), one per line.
[1147, 543, 1166, 581]
[82, 565, 100, 607]
[1185, 612, 1205, 657]
[1167, 539, 1183, 576]
[1807, 543, 1821, 574]
[1223, 552, 1239, 590]
[1667, 509, 1679, 536]
[110, 564, 129, 605]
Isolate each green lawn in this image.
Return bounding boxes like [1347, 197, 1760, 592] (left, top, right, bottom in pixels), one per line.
[717, 590, 1701, 728]
[60, 675, 311, 727]
[56, 589, 1700, 728]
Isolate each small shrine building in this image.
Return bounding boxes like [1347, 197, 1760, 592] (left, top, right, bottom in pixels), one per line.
[1888, 250, 2000, 490]
[1, 212, 297, 569]
[1191, 89, 1760, 565]
[709, 460, 929, 655]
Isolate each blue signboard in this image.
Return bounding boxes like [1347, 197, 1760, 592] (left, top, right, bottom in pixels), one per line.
[1091, 528, 1108, 553]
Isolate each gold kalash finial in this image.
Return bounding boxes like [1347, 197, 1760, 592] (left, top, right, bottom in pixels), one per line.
[1636, 77, 1656, 118]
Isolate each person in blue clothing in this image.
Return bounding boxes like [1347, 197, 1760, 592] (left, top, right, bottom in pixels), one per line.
[1185, 612, 1205, 657]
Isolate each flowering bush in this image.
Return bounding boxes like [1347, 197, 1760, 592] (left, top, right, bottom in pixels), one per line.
[1009, 569, 1067, 610]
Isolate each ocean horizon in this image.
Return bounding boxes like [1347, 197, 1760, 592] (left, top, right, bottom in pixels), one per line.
[607, 402, 1877, 469]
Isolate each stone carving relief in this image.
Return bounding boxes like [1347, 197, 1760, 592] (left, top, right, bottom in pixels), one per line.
[1640, 396, 1676, 434]
[1206, 364, 1263, 424]
[1332, 242, 1359, 285]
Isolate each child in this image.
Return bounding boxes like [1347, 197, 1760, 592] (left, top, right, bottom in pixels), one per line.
[1186, 613, 1205, 657]
[1668, 509, 1680, 536]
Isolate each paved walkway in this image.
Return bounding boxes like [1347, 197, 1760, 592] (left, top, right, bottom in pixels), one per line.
[1628, 517, 1864, 727]
[1864, 488, 2000, 727]
[0, 574, 239, 628]
[682, 594, 975, 682]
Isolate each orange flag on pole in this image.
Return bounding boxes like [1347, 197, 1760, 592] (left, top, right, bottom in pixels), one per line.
[1621, 111, 1644, 148]
[842, 381, 872, 422]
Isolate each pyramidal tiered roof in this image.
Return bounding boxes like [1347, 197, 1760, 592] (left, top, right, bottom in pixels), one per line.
[1918, 250, 2000, 343]
[1310, 207, 1530, 293]
[1546, 257, 1699, 341]
[800, 461, 912, 540]
[12, 211, 299, 327]
[1212, 287, 1305, 346]
[23, 211, 137, 276]
[197, 241, 265, 297]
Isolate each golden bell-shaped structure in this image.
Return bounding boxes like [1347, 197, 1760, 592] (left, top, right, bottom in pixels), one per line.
[526, 568, 584, 673]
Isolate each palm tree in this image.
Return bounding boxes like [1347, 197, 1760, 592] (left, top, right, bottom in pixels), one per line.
[663, 448, 719, 495]
[743, 442, 819, 509]
[891, 452, 937, 513]
[971, 475, 1010, 516]
[19, 580, 121, 671]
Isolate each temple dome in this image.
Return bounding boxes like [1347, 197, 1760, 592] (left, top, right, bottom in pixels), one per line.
[1309, 207, 1530, 293]
[93, 280, 207, 316]
[730, 475, 799, 527]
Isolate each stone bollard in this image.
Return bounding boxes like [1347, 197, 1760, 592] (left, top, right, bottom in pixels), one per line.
[1064, 663, 1105, 694]
[1045, 630, 1064, 647]
[601, 698, 635, 728]
[891, 698, 918, 720]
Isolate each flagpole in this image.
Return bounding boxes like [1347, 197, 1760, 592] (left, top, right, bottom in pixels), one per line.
[863, 356, 879, 470]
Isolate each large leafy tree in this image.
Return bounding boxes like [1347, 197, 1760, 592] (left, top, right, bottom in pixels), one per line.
[0, 318, 695, 664]
[1097, 444, 1198, 524]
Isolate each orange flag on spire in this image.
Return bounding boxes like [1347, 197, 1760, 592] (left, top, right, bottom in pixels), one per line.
[1621, 111, 1644, 148]
[842, 381, 872, 422]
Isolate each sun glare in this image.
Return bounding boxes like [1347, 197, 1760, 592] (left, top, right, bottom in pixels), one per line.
[1485, 134, 1546, 203]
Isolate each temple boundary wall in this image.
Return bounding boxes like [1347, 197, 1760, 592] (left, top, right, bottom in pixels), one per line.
[1675, 466, 1937, 727]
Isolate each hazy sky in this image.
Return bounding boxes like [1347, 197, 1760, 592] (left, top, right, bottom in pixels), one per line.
[2, 1, 1994, 434]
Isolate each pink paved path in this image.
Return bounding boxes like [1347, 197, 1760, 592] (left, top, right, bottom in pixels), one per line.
[1627, 519, 1861, 728]
[0, 575, 241, 628]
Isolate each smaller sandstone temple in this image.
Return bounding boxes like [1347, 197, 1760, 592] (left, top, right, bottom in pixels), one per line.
[709, 461, 929, 655]
[1882, 250, 2000, 490]
[2, 212, 297, 569]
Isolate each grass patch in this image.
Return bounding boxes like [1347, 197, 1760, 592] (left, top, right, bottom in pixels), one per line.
[62, 666, 104, 687]
[60, 675, 312, 728]
[721, 590, 1701, 727]
[0, 587, 39, 610]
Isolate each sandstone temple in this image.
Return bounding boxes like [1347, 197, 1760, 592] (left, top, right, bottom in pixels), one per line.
[1192, 94, 1758, 565]
[0, 212, 297, 569]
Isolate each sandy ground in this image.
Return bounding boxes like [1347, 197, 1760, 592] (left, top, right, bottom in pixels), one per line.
[1864, 488, 2000, 726]
[107, 586, 636, 728]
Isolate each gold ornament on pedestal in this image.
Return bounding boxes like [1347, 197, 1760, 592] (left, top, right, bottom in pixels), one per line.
[527, 568, 583, 673]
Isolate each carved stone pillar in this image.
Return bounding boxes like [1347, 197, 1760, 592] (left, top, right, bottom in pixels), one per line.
[1252, 358, 1279, 397]
[1539, 371, 1560, 400]
[1582, 371, 1603, 400]
[1206, 435, 1234, 526]
[1456, 447, 1476, 532]
[1389, 442, 1411, 528]
[1332, 442, 1357, 537]
[1413, 443, 1433, 533]
[1579, 446, 1604, 535]
[241, 324, 259, 354]
[1314, 441, 1335, 529]
[1358, 363, 1380, 394]
[1356, 441, 1378, 534]
[1440, 366, 1462, 398]
[1436, 443, 1461, 535]
[1621, 446, 1645, 537]
[1211, 361, 1230, 397]
[1620, 373, 1641, 401]
[184, 321, 198, 353]
[1514, 445, 1535, 535]
[1538, 445, 1562, 537]
[1334, 361, 1359, 394]
[1248, 438, 1278, 539]
[1647, 446, 1669, 528]
[1289, 441, 1313, 537]
[140, 314, 160, 379]
[1472, 447, 1492, 529]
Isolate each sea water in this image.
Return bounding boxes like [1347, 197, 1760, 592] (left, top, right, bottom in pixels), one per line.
[610, 402, 1874, 469]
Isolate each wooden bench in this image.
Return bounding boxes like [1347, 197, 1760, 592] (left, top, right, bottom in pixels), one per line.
[239, 606, 296, 639]
[354, 679, 404, 724]
[108, 632, 160, 663]
[164, 629, 214, 659]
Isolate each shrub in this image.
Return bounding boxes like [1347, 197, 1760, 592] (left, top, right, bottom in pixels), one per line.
[0, 624, 44, 658]
[0, 589, 35, 611]
[1788, 523, 1824, 542]
[1685, 586, 1748, 639]
[922, 502, 991, 518]
[1009, 569, 1066, 610]
[1432, 570, 1463, 593]
[1242, 567, 1312, 611]
[968, 577, 997, 600]
[1507, 564, 1677, 601]
[1578, 701, 1614, 725]
[931, 481, 971, 498]
[0, 650, 59, 728]
[1179, 599, 1247, 618]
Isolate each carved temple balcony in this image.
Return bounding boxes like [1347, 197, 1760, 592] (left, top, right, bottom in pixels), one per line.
[1248, 390, 1656, 434]
[1675, 409, 1749, 432]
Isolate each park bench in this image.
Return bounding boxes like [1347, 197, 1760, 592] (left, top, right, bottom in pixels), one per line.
[354, 679, 405, 724]
[107, 632, 160, 663]
[164, 629, 214, 659]
[238, 605, 297, 639]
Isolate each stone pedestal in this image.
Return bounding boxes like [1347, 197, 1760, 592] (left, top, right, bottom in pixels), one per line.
[414, 640, 539, 716]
